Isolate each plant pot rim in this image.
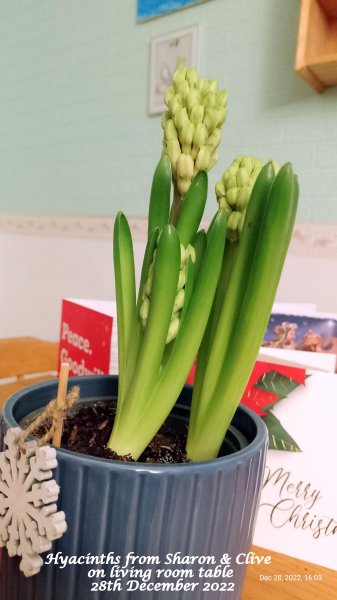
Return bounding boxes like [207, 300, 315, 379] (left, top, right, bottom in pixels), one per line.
[2, 374, 267, 472]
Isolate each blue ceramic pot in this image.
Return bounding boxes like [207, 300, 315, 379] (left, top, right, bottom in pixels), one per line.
[0, 375, 267, 600]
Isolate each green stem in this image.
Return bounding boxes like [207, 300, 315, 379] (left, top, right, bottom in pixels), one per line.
[170, 182, 183, 226]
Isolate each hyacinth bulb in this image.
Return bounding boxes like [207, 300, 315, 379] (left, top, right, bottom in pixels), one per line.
[162, 62, 228, 197]
[215, 155, 265, 242]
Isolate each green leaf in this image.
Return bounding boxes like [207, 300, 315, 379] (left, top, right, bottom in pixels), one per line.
[176, 171, 208, 246]
[113, 209, 227, 459]
[113, 213, 137, 410]
[148, 155, 171, 240]
[191, 229, 207, 281]
[191, 164, 276, 428]
[263, 413, 301, 452]
[108, 225, 181, 455]
[255, 370, 302, 410]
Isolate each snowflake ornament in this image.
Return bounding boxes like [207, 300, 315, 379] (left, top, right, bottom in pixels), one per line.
[0, 427, 67, 577]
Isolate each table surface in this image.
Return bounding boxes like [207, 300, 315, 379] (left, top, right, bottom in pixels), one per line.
[243, 545, 337, 599]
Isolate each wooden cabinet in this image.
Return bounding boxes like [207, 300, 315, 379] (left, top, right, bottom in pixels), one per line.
[295, 0, 337, 93]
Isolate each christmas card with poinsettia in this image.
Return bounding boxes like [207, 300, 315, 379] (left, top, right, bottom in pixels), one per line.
[246, 362, 337, 571]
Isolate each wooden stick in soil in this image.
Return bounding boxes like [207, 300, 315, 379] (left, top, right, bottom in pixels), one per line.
[52, 362, 70, 447]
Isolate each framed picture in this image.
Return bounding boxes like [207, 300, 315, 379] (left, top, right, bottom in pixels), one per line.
[138, 0, 212, 23]
[148, 25, 200, 115]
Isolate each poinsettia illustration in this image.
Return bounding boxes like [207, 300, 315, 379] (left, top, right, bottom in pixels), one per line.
[241, 361, 306, 452]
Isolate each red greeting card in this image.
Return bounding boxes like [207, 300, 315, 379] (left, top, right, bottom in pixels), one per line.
[58, 299, 115, 376]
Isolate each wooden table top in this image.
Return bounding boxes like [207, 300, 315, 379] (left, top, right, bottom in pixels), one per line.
[243, 545, 337, 599]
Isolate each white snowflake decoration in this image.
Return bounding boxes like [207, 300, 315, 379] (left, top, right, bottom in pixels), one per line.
[0, 427, 67, 577]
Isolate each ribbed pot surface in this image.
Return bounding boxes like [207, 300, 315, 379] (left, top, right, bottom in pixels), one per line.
[0, 376, 267, 600]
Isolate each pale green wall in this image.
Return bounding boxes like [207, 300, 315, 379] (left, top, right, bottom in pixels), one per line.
[0, 0, 336, 221]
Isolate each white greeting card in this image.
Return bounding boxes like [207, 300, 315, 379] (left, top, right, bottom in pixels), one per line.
[253, 372, 337, 571]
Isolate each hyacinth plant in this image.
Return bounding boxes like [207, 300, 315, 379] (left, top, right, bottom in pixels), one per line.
[107, 62, 298, 462]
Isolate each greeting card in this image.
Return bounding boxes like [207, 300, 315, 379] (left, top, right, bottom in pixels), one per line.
[251, 369, 337, 571]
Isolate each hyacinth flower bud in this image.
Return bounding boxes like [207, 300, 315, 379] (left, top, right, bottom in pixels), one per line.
[166, 138, 181, 172]
[143, 261, 154, 296]
[186, 88, 201, 112]
[168, 95, 183, 116]
[164, 119, 178, 142]
[144, 273, 153, 297]
[186, 67, 198, 87]
[216, 106, 227, 126]
[173, 288, 185, 313]
[180, 120, 194, 154]
[241, 156, 254, 173]
[216, 155, 264, 241]
[176, 80, 190, 100]
[217, 90, 228, 107]
[177, 269, 187, 291]
[251, 165, 262, 184]
[193, 122, 208, 149]
[190, 104, 205, 126]
[236, 186, 251, 210]
[226, 187, 239, 206]
[139, 297, 150, 326]
[174, 107, 189, 132]
[203, 108, 218, 132]
[227, 162, 238, 177]
[177, 176, 191, 196]
[177, 154, 194, 180]
[196, 77, 210, 98]
[209, 149, 218, 170]
[166, 317, 180, 344]
[225, 173, 238, 190]
[140, 237, 198, 345]
[208, 80, 218, 94]
[162, 60, 228, 198]
[228, 211, 242, 232]
[195, 145, 212, 171]
[165, 240, 197, 344]
[208, 127, 221, 150]
[173, 63, 187, 85]
[236, 167, 250, 187]
[183, 243, 196, 265]
[203, 92, 217, 110]
[161, 111, 170, 129]
[215, 180, 225, 198]
[164, 85, 175, 107]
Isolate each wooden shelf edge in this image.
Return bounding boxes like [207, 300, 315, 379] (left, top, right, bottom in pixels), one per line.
[295, 0, 337, 93]
[296, 64, 326, 93]
[308, 53, 337, 65]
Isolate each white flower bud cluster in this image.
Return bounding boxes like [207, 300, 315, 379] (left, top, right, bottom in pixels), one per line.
[140, 243, 196, 344]
[215, 155, 264, 242]
[162, 63, 228, 197]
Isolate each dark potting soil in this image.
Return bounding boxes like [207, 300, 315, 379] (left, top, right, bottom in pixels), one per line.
[60, 399, 190, 464]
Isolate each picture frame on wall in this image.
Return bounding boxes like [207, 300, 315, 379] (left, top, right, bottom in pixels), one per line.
[138, 0, 212, 23]
[148, 25, 200, 115]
